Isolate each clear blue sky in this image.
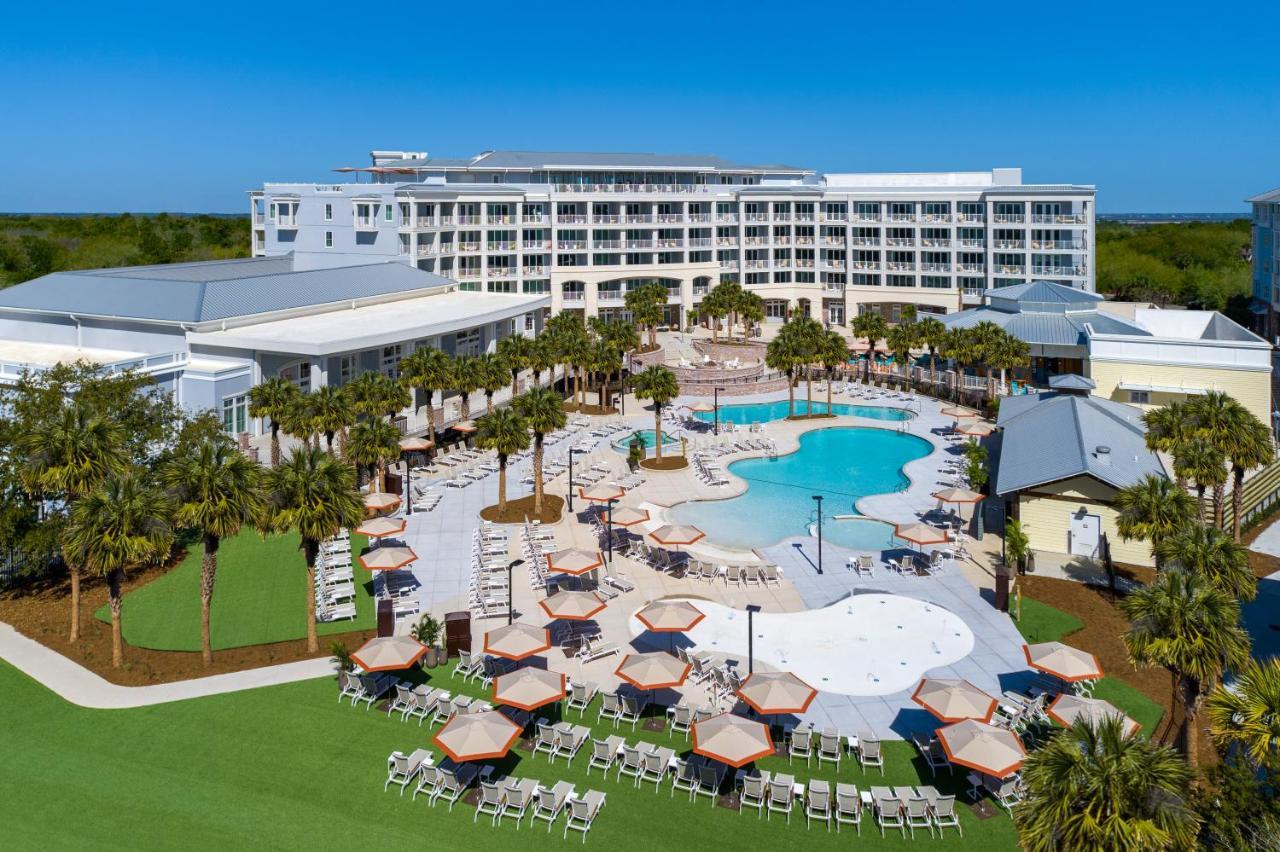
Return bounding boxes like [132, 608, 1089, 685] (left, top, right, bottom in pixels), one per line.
[2, 1, 1277, 214]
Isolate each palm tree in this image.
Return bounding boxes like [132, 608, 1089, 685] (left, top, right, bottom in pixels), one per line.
[20, 402, 127, 643]
[591, 340, 622, 409]
[1172, 437, 1226, 522]
[940, 327, 980, 402]
[248, 377, 300, 468]
[63, 472, 174, 668]
[1155, 521, 1256, 601]
[477, 353, 508, 416]
[1225, 416, 1275, 542]
[1187, 391, 1250, 530]
[624, 282, 667, 350]
[496, 334, 531, 398]
[850, 311, 888, 382]
[264, 448, 363, 653]
[737, 292, 765, 342]
[1114, 474, 1197, 569]
[632, 365, 680, 462]
[765, 322, 803, 418]
[702, 287, 728, 342]
[278, 392, 317, 451]
[1121, 568, 1251, 766]
[786, 316, 824, 414]
[347, 417, 400, 493]
[163, 438, 265, 664]
[475, 408, 530, 513]
[1014, 716, 1199, 851]
[399, 346, 453, 445]
[708, 281, 743, 340]
[1143, 403, 1193, 465]
[914, 316, 946, 389]
[818, 329, 850, 412]
[985, 330, 1030, 396]
[528, 334, 558, 388]
[885, 323, 917, 389]
[513, 387, 566, 516]
[602, 320, 639, 407]
[309, 385, 353, 456]
[1207, 656, 1280, 772]
[450, 355, 484, 421]
[347, 371, 410, 422]
[970, 320, 1004, 396]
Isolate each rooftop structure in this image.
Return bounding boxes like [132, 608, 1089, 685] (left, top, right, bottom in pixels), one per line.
[1249, 186, 1280, 341]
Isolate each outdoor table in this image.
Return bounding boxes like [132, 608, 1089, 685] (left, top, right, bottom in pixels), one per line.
[407, 748, 434, 769]
[792, 782, 806, 798]
[859, 789, 874, 807]
[845, 734, 860, 754]
[965, 772, 984, 800]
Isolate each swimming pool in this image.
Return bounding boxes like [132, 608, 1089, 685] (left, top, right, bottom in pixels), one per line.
[611, 428, 682, 455]
[668, 426, 932, 550]
[694, 399, 910, 426]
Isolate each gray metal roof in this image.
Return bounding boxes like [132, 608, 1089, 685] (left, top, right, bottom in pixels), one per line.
[994, 392, 1165, 494]
[0, 255, 456, 324]
[1247, 187, 1280, 203]
[941, 306, 1146, 347]
[1048, 373, 1097, 390]
[378, 150, 810, 173]
[987, 280, 1103, 313]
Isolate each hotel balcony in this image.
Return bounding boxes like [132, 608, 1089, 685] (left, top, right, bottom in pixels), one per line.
[523, 266, 547, 276]
[774, 236, 792, 245]
[823, 237, 846, 246]
[716, 213, 739, 223]
[558, 214, 588, 224]
[487, 214, 515, 225]
[440, 216, 454, 225]
[487, 268, 515, 278]
[522, 214, 549, 224]
[824, 282, 845, 292]
[993, 214, 1026, 224]
[656, 213, 683, 223]
[719, 260, 739, 269]
[745, 213, 770, 222]
[457, 215, 481, 225]
[920, 213, 950, 223]
[522, 240, 551, 250]
[997, 264, 1026, 274]
[796, 213, 815, 222]
[850, 261, 878, 270]
[886, 261, 916, 271]
[689, 238, 712, 247]
[414, 217, 435, 228]
[850, 237, 880, 247]
[353, 217, 376, 231]
[689, 213, 711, 223]
[1032, 265, 1086, 277]
[597, 290, 625, 303]
[921, 263, 951, 273]
[956, 238, 985, 248]
[562, 291, 585, 302]
[819, 212, 848, 222]
[745, 237, 766, 246]
[885, 237, 915, 247]
[958, 213, 985, 223]
[772, 213, 791, 222]
[458, 268, 483, 280]
[624, 214, 654, 223]
[623, 239, 654, 249]
[956, 262, 986, 273]
[458, 242, 481, 252]
[821, 260, 845, 271]
[593, 214, 621, 224]
[887, 214, 916, 223]
[993, 240, 1026, 250]
[416, 245, 434, 256]
[1031, 240, 1085, 251]
[852, 214, 880, 223]
[693, 283, 710, 296]
[487, 242, 515, 251]
[745, 259, 769, 269]
[558, 240, 588, 250]
[920, 238, 951, 247]
[593, 239, 622, 249]
[657, 239, 683, 248]
[795, 259, 816, 268]
[438, 245, 455, 255]
[716, 238, 737, 247]
[1033, 214, 1088, 224]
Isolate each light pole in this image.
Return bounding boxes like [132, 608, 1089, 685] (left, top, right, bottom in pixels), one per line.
[506, 558, 525, 625]
[746, 604, 762, 674]
[567, 452, 575, 514]
[605, 497, 617, 563]
[714, 386, 725, 436]
[811, 494, 824, 574]
[402, 457, 413, 516]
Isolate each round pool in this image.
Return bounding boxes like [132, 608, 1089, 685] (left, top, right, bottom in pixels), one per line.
[612, 428, 682, 456]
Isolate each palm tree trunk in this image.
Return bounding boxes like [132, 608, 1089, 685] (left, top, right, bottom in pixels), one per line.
[532, 435, 545, 514]
[599, 374, 608, 409]
[425, 393, 437, 444]
[461, 392, 471, 421]
[376, 460, 387, 494]
[325, 432, 336, 455]
[200, 534, 219, 665]
[486, 392, 494, 415]
[338, 427, 349, 462]
[511, 373, 519, 400]
[929, 352, 937, 389]
[303, 539, 319, 653]
[786, 370, 796, 418]
[108, 567, 124, 668]
[826, 370, 833, 413]
[805, 365, 814, 416]
[497, 458, 508, 512]
[68, 565, 81, 643]
[1183, 679, 1200, 768]
[654, 407, 664, 461]
[1232, 466, 1245, 542]
[710, 318, 718, 343]
[1212, 482, 1225, 530]
[270, 423, 282, 468]
[1197, 485, 1208, 522]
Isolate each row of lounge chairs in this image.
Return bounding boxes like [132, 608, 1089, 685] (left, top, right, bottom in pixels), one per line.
[316, 532, 357, 622]
[469, 524, 511, 618]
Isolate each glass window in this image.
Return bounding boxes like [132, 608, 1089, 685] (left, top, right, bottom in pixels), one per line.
[325, 231, 333, 247]
[1129, 390, 1151, 405]
[385, 204, 393, 222]
[324, 203, 332, 221]
[221, 394, 247, 435]
[380, 344, 403, 379]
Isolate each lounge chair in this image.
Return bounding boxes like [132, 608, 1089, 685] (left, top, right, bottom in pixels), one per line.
[404, 689, 435, 726]
[740, 773, 768, 817]
[563, 790, 607, 844]
[932, 794, 962, 836]
[858, 734, 885, 775]
[384, 749, 431, 795]
[669, 704, 694, 740]
[433, 764, 479, 810]
[805, 779, 832, 830]
[639, 749, 668, 791]
[670, 759, 699, 800]
[586, 735, 624, 776]
[531, 780, 575, 830]
[905, 797, 933, 838]
[533, 722, 559, 762]
[597, 691, 623, 726]
[989, 778, 1024, 812]
[619, 694, 646, 730]
[337, 669, 362, 704]
[835, 783, 863, 835]
[767, 778, 794, 822]
[387, 684, 414, 719]
[499, 777, 540, 828]
[453, 649, 480, 680]
[354, 674, 390, 711]
[912, 732, 951, 776]
[692, 763, 722, 808]
[761, 564, 781, 586]
[874, 793, 905, 838]
[474, 781, 505, 825]
[556, 724, 592, 764]
[788, 728, 813, 766]
[412, 765, 441, 801]
[567, 681, 598, 716]
[817, 732, 841, 769]
[617, 746, 645, 786]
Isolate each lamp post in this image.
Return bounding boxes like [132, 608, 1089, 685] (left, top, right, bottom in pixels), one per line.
[506, 558, 525, 625]
[811, 494, 824, 574]
[567, 451, 575, 514]
[403, 458, 413, 516]
[714, 386, 725, 436]
[605, 497, 617, 563]
[746, 604, 762, 674]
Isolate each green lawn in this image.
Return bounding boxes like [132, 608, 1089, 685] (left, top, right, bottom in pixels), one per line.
[1014, 595, 1164, 735]
[94, 531, 375, 651]
[0, 660, 1021, 851]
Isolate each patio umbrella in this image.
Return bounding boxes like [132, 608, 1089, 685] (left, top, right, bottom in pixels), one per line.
[736, 671, 818, 715]
[608, 506, 651, 527]
[932, 487, 983, 505]
[941, 406, 976, 418]
[363, 491, 401, 513]
[546, 547, 605, 577]
[691, 712, 775, 768]
[894, 521, 949, 560]
[635, 599, 705, 633]
[350, 635, 427, 672]
[911, 678, 998, 723]
[958, 422, 995, 438]
[356, 516, 406, 539]
[399, 436, 433, 453]
[453, 420, 477, 433]
[615, 651, 691, 690]
[1023, 642, 1103, 682]
[579, 482, 626, 502]
[433, 709, 522, 763]
[685, 400, 716, 413]
[935, 719, 1027, 778]
[649, 524, 706, 547]
[539, 589, 607, 621]
[358, 545, 418, 571]
[492, 667, 567, 711]
[483, 622, 551, 661]
[1046, 693, 1141, 736]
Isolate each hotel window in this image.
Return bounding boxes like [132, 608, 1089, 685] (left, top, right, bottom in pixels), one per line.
[325, 231, 333, 247]
[338, 355, 357, 385]
[381, 344, 403, 379]
[1128, 391, 1150, 404]
[279, 362, 310, 393]
[269, 203, 276, 221]
[221, 394, 248, 435]
[325, 203, 333, 221]
[385, 204, 393, 222]
[454, 328, 482, 357]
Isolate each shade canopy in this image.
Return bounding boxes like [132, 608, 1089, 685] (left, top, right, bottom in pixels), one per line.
[931, 487, 984, 505]
[649, 524, 705, 546]
[1023, 642, 1103, 682]
[958, 422, 995, 437]
[363, 491, 402, 511]
[350, 635, 427, 672]
[691, 713, 775, 768]
[894, 522, 949, 546]
[685, 400, 716, 413]
[545, 547, 605, 576]
[453, 420, 477, 433]
[608, 506, 651, 527]
[579, 482, 626, 502]
[483, 622, 551, 661]
[635, 600, 705, 633]
[735, 671, 818, 715]
[492, 667, 566, 711]
[399, 436, 433, 452]
[936, 719, 1027, 778]
[614, 651, 691, 690]
[911, 678, 998, 724]
[358, 545, 418, 571]
[539, 590, 607, 621]
[1046, 693, 1141, 737]
[941, 406, 976, 418]
[432, 710, 522, 763]
[355, 516, 406, 539]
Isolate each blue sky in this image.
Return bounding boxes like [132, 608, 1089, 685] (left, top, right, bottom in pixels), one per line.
[2, 1, 1277, 214]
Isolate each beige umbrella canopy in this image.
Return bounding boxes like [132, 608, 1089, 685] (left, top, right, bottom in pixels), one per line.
[615, 651, 691, 690]
[1047, 694, 1141, 737]
[692, 712, 775, 768]
[911, 678, 998, 724]
[399, 436, 433, 452]
[936, 719, 1027, 778]
[736, 671, 818, 715]
[433, 710, 522, 763]
[545, 547, 605, 577]
[608, 506, 651, 527]
[958, 422, 995, 438]
[941, 406, 976, 418]
[579, 482, 626, 502]
[350, 635, 427, 672]
[356, 516, 406, 539]
[363, 491, 402, 512]
[635, 600, 705, 633]
[685, 400, 716, 413]
[483, 622, 551, 661]
[358, 545, 418, 571]
[932, 488, 984, 505]
[1023, 642, 1103, 682]
[492, 667, 567, 711]
[649, 524, 706, 547]
[453, 420, 477, 433]
[539, 590, 607, 621]
[894, 522, 949, 548]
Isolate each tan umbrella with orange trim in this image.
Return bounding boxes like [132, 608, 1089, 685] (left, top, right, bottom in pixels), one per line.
[635, 600, 705, 633]
[453, 420, 477, 433]
[736, 671, 818, 715]
[399, 436, 433, 453]
[1023, 642, 1103, 682]
[545, 547, 605, 577]
[433, 710, 522, 763]
[649, 524, 706, 546]
[579, 482, 626, 502]
[356, 516, 406, 539]
[358, 545, 418, 571]
[911, 678, 998, 723]
[1046, 693, 1140, 736]
[692, 712, 775, 768]
[614, 651, 690, 690]
[894, 522, 949, 560]
[936, 719, 1027, 778]
[539, 590, 607, 621]
[492, 667, 566, 711]
[363, 491, 402, 513]
[608, 506, 651, 527]
[685, 400, 716, 413]
[483, 622, 551, 661]
[941, 406, 976, 418]
[350, 635, 427, 672]
[958, 422, 995, 438]
[932, 487, 983, 505]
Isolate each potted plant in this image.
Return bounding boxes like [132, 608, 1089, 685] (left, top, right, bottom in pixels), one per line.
[1005, 517, 1030, 575]
[329, 640, 355, 674]
[411, 614, 443, 667]
[626, 434, 645, 473]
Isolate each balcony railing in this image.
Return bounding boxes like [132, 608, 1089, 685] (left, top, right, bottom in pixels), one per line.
[562, 291, 585, 301]
[487, 242, 515, 251]
[523, 266, 547, 276]
[956, 263, 986, 273]
[458, 242, 480, 251]
[774, 236, 791, 245]
[657, 239, 683, 248]
[852, 214, 880, 223]
[522, 240, 551, 250]
[521, 214, 549, 224]
[416, 245, 433, 256]
[623, 214, 654, 223]
[593, 214, 620, 224]
[850, 261, 878, 270]
[557, 240, 587, 250]
[1032, 214, 1088, 224]
[438, 245, 455, 255]
[820, 212, 848, 221]
[956, 239, 985, 248]
[744, 213, 769, 222]
[886, 261, 916, 271]
[487, 214, 515, 224]
[997, 264, 1026, 274]
[885, 237, 915, 246]
[1032, 265, 1086, 276]
[689, 213, 711, 222]
[823, 237, 846, 246]
[597, 290, 625, 302]
[689, 238, 712, 247]
[592, 240, 621, 249]
[457, 215, 481, 224]
[920, 238, 951, 247]
[352, 217, 376, 230]
[487, 268, 515, 278]
[744, 237, 765, 246]
[993, 240, 1026, 250]
[745, 259, 769, 269]
[716, 214, 738, 222]
[993, 214, 1025, 224]
[458, 268, 482, 279]
[920, 213, 950, 223]
[958, 213, 985, 223]
[716, 238, 737, 247]
[1031, 240, 1084, 250]
[719, 260, 739, 269]
[796, 213, 815, 222]
[850, 237, 880, 247]
[887, 213, 916, 222]
[921, 263, 951, 272]
[623, 239, 653, 248]
[795, 259, 815, 268]
[656, 213, 683, 223]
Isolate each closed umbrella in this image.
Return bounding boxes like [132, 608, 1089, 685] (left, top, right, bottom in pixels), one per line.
[911, 678, 998, 723]
[546, 547, 605, 577]
[539, 590, 607, 621]
[433, 710, 522, 763]
[1023, 642, 1103, 682]
[350, 635, 427, 672]
[736, 671, 818, 715]
[935, 719, 1027, 778]
[358, 545, 417, 571]
[579, 482, 626, 502]
[614, 651, 690, 690]
[483, 622, 551, 661]
[692, 712, 775, 768]
[1046, 694, 1140, 737]
[493, 667, 566, 711]
[356, 516, 406, 539]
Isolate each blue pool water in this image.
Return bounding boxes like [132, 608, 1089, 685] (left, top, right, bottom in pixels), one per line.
[1242, 571, 1280, 660]
[694, 399, 910, 426]
[668, 427, 931, 550]
[611, 429, 681, 455]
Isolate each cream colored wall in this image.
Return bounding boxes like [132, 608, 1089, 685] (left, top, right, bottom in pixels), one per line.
[1018, 475, 1155, 567]
[1088, 359, 1272, 425]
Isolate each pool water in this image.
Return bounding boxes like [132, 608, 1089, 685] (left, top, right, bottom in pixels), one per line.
[611, 429, 681, 455]
[1242, 571, 1280, 660]
[669, 426, 931, 550]
[694, 399, 910, 426]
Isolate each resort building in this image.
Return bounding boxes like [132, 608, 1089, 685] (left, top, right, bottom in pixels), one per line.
[992, 390, 1166, 567]
[0, 255, 548, 437]
[249, 149, 1097, 327]
[1249, 186, 1280, 340]
[941, 280, 1273, 423]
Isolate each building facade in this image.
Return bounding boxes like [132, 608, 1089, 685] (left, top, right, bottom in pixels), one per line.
[1250, 187, 1280, 341]
[250, 150, 1096, 328]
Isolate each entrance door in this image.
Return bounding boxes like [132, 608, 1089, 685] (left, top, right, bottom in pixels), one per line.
[1068, 511, 1101, 557]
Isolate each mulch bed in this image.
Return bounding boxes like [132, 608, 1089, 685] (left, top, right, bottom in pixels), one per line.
[479, 494, 565, 525]
[0, 563, 373, 687]
[562, 403, 618, 416]
[640, 456, 689, 472]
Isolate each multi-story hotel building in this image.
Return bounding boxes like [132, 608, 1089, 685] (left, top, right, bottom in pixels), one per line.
[1249, 186, 1280, 341]
[250, 150, 1096, 327]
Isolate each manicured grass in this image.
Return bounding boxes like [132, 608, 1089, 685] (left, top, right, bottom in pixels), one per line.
[94, 531, 374, 651]
[0, 660, 1021, 850]
[1012, 596, 1083, 644]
